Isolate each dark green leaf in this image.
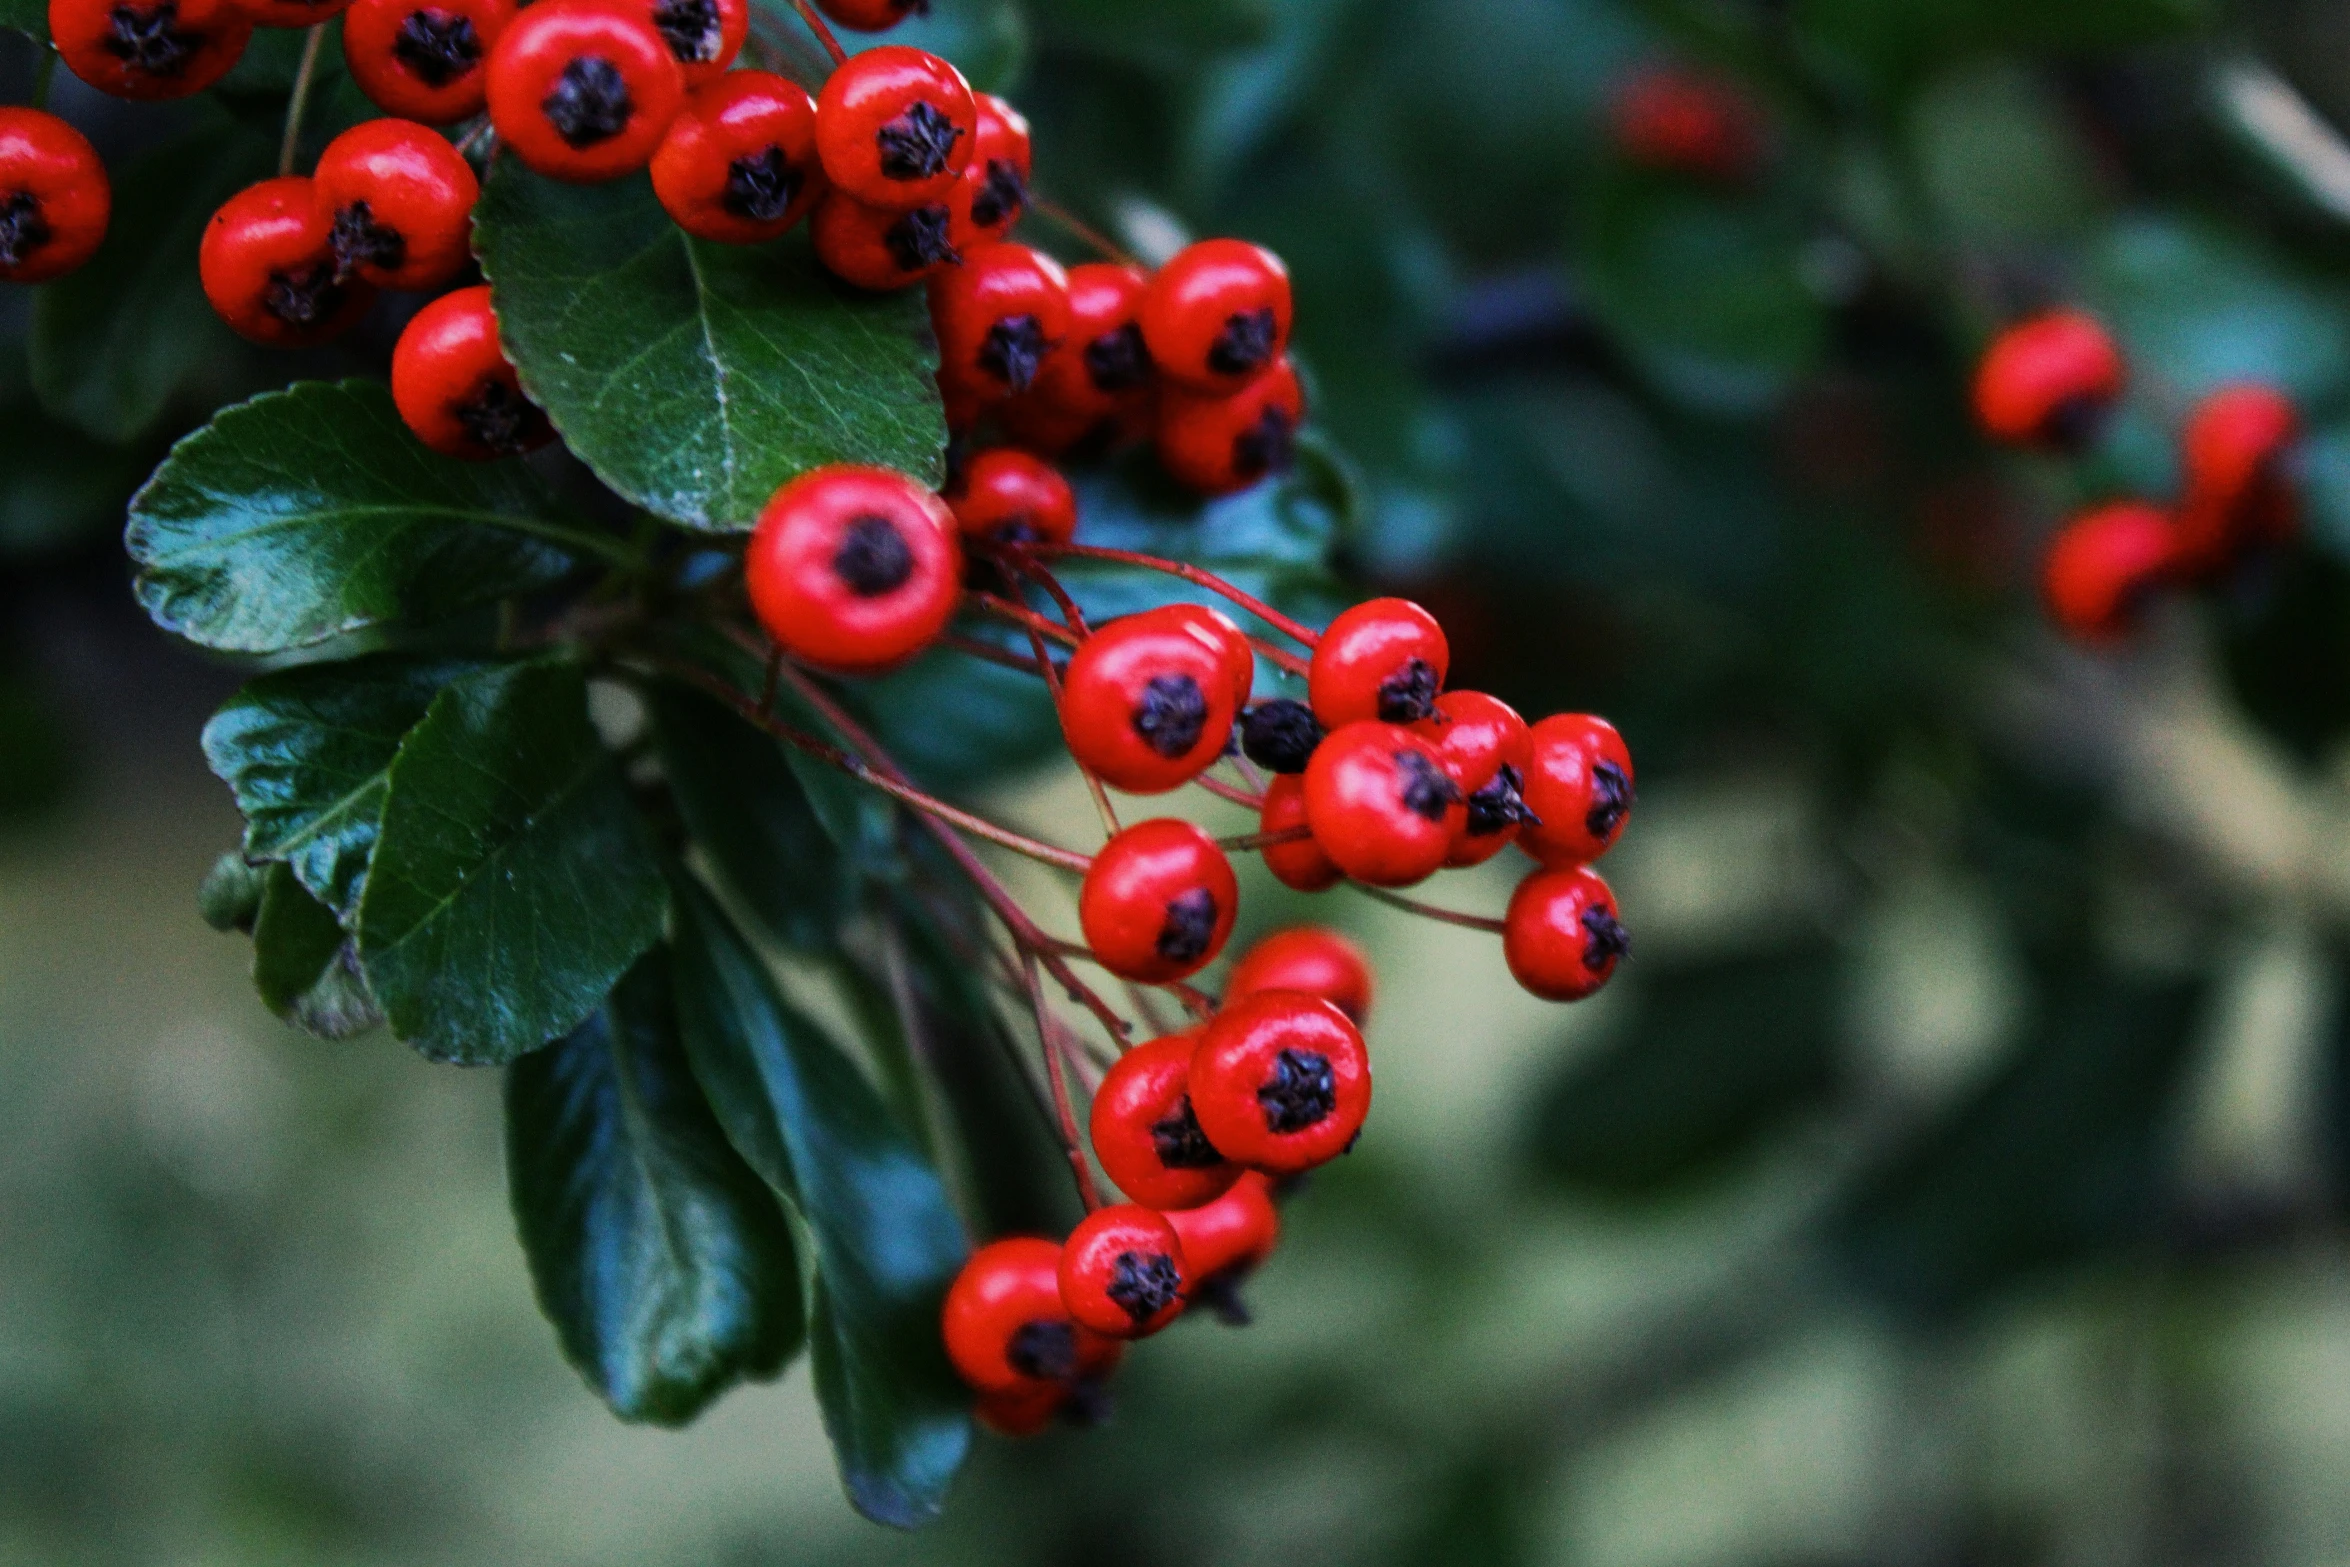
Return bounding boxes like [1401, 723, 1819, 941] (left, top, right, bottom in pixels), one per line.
[204, 655, 486, 916]
[670, 876, 969, 1527]
[198, 852, 268, 934]
[508, 949, 803, 1424]
[473, 165, 946, 531]
[1792, 0, 2201, 91]
[253, 863, 383, 1040]
[0, 361, 149, 556]
[358, 660, 667, 1066]
[127, 381, 591, 653]
[0, 0, 47, 39]
[0, 671, 74, 822]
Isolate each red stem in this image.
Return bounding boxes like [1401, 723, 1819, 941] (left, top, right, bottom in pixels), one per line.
[1024, 543, 1322, 648]
[1025, 950, 1104, 1212]
[972, 592, 1080, 649]
[1029, 195, 1140, 267]
[1191, 772, 1266, 812]
[1216, 824, 1310, 853]
[787, 0, 848, 65]
[1352, 882, 1508, 934]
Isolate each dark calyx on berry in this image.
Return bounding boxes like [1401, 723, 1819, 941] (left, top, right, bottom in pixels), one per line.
[1375, 657, 1438, 723]
[1582, 904, 1630, 969]
[1239, 699, 1323, 773]
[875, 100, 963, 182]
[1131, 671, 1208, 759]
[1257, 1046, 1335, 1133]
[724, 147, 801, 222]
[1465, 762, 1535, 837]
[833, 514, 916, 596]
[1394, 748, 1462, 822]
[1083, 321, 1149, 394]
[1004, 1318, 1078, 1382]
[977, 313, 1049, 391]
[453, 378, 547, 456]
[1148, 1094, 1223, 1169]
[330, 202, 406, 281]
[542, 57, 634, 149]
[883, 205, 958, 272]
[1106, 1249, 1181, 1324]
[1232, 405, 1297, 481]
[105, 2, 198, 75]
[394, 9, 482, 86]
[1586, 759, 1632, 839]
[1207, 306, 1277, 378]
[2038, 393, 2108, 452]
[0, 194, 50, 271]
[970, 158, 1027, 229]
[262, 263, 350, 329]
[1155, 887, 1218, 965]
[649, 0, 720, 61]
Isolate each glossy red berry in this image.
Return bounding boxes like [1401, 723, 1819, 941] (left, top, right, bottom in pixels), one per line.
[1138, 238, 1292, 394]
[1224, 926, 1373, 1025]
[51, 0, 251, 100]
[624, 0, 743, 87]
[814, 0, 923, 28]
[1058, 1204, 1188, 1338]
[1301, 720, 1463, 887]
[1516, 713, 1634, 869]
[342, 0, 516, 124]
[1156, 356, 1303, 495]
[1308, 597, 1448, 729]
[486, 0, 685, 183]
[944, 447, 1076, 545]
[1973, 311, 2125, 451]
[1059, 606, 1249, 793]
[2041, 500, 2175, 644]
[2175, 383, 2300, 574]
[814, 45, 975, 210]
[1415, 690, 1532, 867]
[1188, 991, 1369, 1174]
[1088, 1031, 1241, 1210]
[1259, 773, 1341, 893]
[1608, 67, 1763, 182]
[391, 284, 555, 460]
[951, 92, 1030, 246]
[811, 189, 961, 290]
[1157, 601, 1255, 709]
[745, 464, 963, 673]
[0, 110, 110, 286]
[312, 119, 479, 291]
[1079, 819, 1239, 984]
[650, 71, 821, 244]
[199, 177, 375, 347]
[1164, 1170, 1278, 1323]
[974, 1383, 1065, 1438]
[241, 0, 355, 31]
[1012, 260, 1151, 436]
[1503, 865, 1628, 1002]
[930, 242, 1070, 400]
[942, 1236, 1121, 1394]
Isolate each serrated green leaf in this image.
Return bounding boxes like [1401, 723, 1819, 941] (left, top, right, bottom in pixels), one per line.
[508, 949, 803, 1425]
[204, 655, 486, 916]
[473, 165, 947, 531]
[670, 875, 969, 1528]
[253, 863, 382, 1039]
[127, 381, 598, 654]
[359, 660, 667, 1066]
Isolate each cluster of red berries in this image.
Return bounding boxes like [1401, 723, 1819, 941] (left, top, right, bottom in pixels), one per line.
[1972, 310, 2304, 643]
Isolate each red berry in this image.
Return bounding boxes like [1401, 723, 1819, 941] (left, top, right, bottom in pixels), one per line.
[1414, 690, 1532, 867]
[1011, 260, 1151, 440]
[941, 1235, 1121, 1394]
[1258, 773, 1341, 892]
[312, 119, 479, 292]
[1088, 1031, 1242, 1210]
[1079, 819, 1238, 984]
[1516, 713, 1634, 869]
[2041, 499, 2175, 644]
[486, 0, 684, 183]
[650, 71, 821, 244]
[811, 189, 962, 290]
[623, 0, 744, 87]
[974, 1382, 1065, 1438]
[1163, 1171, 1278, 1305]
[1608, 67, 1763, 182]
[1224, 925, 1372, 1025]
[1058, 1204, 1187, 1338]
[200, 177, 375, 347]
[51, 0, 251, 99]
[1058, 606, 1249, 793]
[1503, 865, 1627, 1002]
[950, 92, 1030, 246]
[944, 447, 1076, 545]
[1187, 991, 1369, 1174]
[342, 0, 517, 124]
[1301, 720, 1462, 887]
[744, 464, 963, 673]
[814, 0, 924, 29]
[1308, 597, 1447, 729]
[1973, 311, 2125, 450]
[2175, 383, 2300, 575]
[0, 110, 109, 285]
[1156, 601, 1255, 709]
[242, 0, 355, 30]
[391, 284, 555, 460]
[1156, 356, 1304, 495]
[813, 45, 975, 210]
[929, 241, 1070, 400]
[1138, 238, 1291, 394]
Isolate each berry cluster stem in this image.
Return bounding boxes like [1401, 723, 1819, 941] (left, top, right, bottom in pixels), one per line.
[786, 0, 849, 66]
[1024, 542, 1324, 648]
[1024, 950, 1104, 1212]
[1352, 882, 1508, 934]
[278, 24, 330, 179]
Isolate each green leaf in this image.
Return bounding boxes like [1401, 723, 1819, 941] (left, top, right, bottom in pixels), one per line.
[1792, 0, 2201, 92]
[204, 655, 486, 916]
[198, 852, 268, 934]
[0, 0, 47, 39]
[253, 863, 383, 1040]
[508, 949, 803, 1425]
[473, 165, 947, 531]
[358, 660, 667, 1066]
[669, 876, 970, 1528]
[127, 381, 592, 654]
[841, 0, 1027, 92]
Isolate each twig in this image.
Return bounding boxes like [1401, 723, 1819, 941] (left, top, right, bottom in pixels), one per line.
[787, 0, 849, 65]
[1192, 771, 1266, 812]
[1024, 951, 1104, 1212]
[1025, 542, 1322, 647]
[1030, 195, 1141, 267]
[1351, 882, 1508, 934]
[1218, 824, 1310, 853]
[973, 591, 1081, 649]
[1023, 623, 1121, 840]
[278, 24, 329, 177]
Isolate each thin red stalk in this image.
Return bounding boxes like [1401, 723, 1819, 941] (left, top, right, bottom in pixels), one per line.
[1352, 882, 1508, 934]
[1217, 823, 1310, 853]
[987, 549, 1092, 637]
[1251, 638, 1310, 678]
[938, 631, 1050, 677]
[787, 0, 848, 64]
[1022, 624, 1121, 839]
[973, 592, 1080, 649]
[1191, 772, 1266, 813]
[1029, 195, 1140, 267]
[1025, 951, 1104, 1212]
[1026, 543, 1321, 648]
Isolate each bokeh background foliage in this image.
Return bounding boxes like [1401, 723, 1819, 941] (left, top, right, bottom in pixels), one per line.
[18, 0, 2350, 1559]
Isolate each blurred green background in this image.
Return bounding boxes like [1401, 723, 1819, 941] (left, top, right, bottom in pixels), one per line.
[20, 0, 2350, 1558]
